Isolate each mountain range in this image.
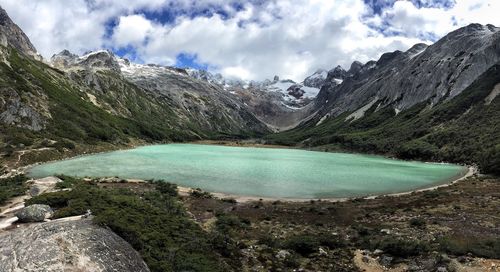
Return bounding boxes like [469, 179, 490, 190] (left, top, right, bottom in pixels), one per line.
[0, 6, 498, 175]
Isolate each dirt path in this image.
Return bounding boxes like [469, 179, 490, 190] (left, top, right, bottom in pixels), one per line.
[0, 195, 29, 230]
[15, 147, 54, 165]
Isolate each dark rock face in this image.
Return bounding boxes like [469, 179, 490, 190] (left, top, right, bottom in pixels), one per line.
[287, 84, 305, 99]
[0, 6, 40, 60]
[347, 61, 363, 76]
[0, 219, 150, 272]
[15, 204, 53, 222]
[326, 65, 347, 82]
[303, 69, 328, 88]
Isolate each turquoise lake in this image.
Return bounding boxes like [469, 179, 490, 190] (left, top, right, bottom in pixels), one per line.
[27, 144, 466, 199]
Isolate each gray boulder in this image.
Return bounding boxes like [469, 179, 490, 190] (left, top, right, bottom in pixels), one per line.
[0, 218, 150, 272]
[15, 204, 53, 222]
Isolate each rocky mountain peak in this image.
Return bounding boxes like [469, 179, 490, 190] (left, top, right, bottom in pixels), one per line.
[303, 69, 328, 88]
[347, 61, 363, 75]
[326, 65, 347, 83]
[79, 50, 120, 72]
[443, 23, 499, 42]
[50, 49, 121, 72]
[0, 6, 41, 60]
[314, 23, 500, 121]
[50, 49, 79, 69]
[377, 50, 403, 67]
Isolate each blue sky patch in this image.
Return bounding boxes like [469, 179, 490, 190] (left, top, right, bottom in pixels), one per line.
[175, 53, 209, 70]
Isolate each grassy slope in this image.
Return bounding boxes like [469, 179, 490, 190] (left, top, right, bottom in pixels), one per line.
[0, 48, 264, 166]
[266, 64, 500, 175]
[0, 48, 204, 144]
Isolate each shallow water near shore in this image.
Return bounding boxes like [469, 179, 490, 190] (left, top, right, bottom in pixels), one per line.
[27, 144, 466, 199]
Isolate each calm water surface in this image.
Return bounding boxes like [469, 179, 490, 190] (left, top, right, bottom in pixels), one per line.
[28, 144, 466, 199]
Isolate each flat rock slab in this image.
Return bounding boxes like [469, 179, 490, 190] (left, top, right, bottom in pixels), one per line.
[0, 218, 150, 272]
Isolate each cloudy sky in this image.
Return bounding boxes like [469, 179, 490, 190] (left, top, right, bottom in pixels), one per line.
[1, 0, 499, 81]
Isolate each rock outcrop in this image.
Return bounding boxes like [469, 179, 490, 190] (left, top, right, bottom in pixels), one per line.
[303, 69, 328, 88]
[314, 23, 500, 119]
[0, 7, 41, 60]
[0, 218, 150, 272]
[15, 204, 53, 222]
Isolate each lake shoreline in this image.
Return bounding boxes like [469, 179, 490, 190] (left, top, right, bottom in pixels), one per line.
[175, 165, 475, 203]
[17, 142, 474, 203]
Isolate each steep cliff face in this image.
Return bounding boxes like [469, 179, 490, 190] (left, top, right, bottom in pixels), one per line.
[314, 24, 500, 120]
[117, 59, 269, 135]
[0, 7, 40, 60]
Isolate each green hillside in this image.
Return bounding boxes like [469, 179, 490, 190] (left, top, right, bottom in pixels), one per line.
[266, 65, 500, 175]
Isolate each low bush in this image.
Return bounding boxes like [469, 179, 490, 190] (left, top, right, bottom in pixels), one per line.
[54, 175, 81, 189]
[284, 235, 321, 256]
[0, 175, 28, 204]
[190, 188, 213, 199]
[216, 214, 251, 232]
[439, 234, 500, 259]
[28, 178, 229, 272]
[409, 218, 426, 228]
[370, 237, 431, 258]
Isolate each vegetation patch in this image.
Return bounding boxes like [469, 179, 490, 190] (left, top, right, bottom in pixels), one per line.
[27, 179, 234, 272]
[439, 234, 500, 259]
[0, 174, 28, 205]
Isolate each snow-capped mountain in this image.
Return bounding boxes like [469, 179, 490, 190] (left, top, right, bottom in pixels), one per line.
[183, 68, 343, 108]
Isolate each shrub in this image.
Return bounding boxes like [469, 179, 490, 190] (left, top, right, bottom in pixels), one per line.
[439, 234, 500, 259]
[27, 179, 226, 272]
[409, 218, 426, 228]
[258, 234, 279, 248]
[479, 146, 500, 176]
[55, 175, 81, 189]
[51, 139, 76, 151]
[284, 235, 321, 256]
[0, 175, 28, 204]
[372, 237, 430, 257]
[190, 188, 213, 199]
[152, 181, 178, 197]
[396, 140, 439, 160]
[215, 214, 250, 232]
[221, 198, 237, 204]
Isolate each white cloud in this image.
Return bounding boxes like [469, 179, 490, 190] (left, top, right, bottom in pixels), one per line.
[1, 0, 500, 81]
[137, 0, 425, 80]
[112, 14, 154, 47]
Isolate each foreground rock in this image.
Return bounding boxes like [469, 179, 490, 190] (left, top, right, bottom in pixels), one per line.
[15, 204, 53, 223]
[0, 218, 150, 272]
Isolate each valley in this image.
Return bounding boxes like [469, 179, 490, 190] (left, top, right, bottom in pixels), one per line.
[0, 3, 499, 272]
